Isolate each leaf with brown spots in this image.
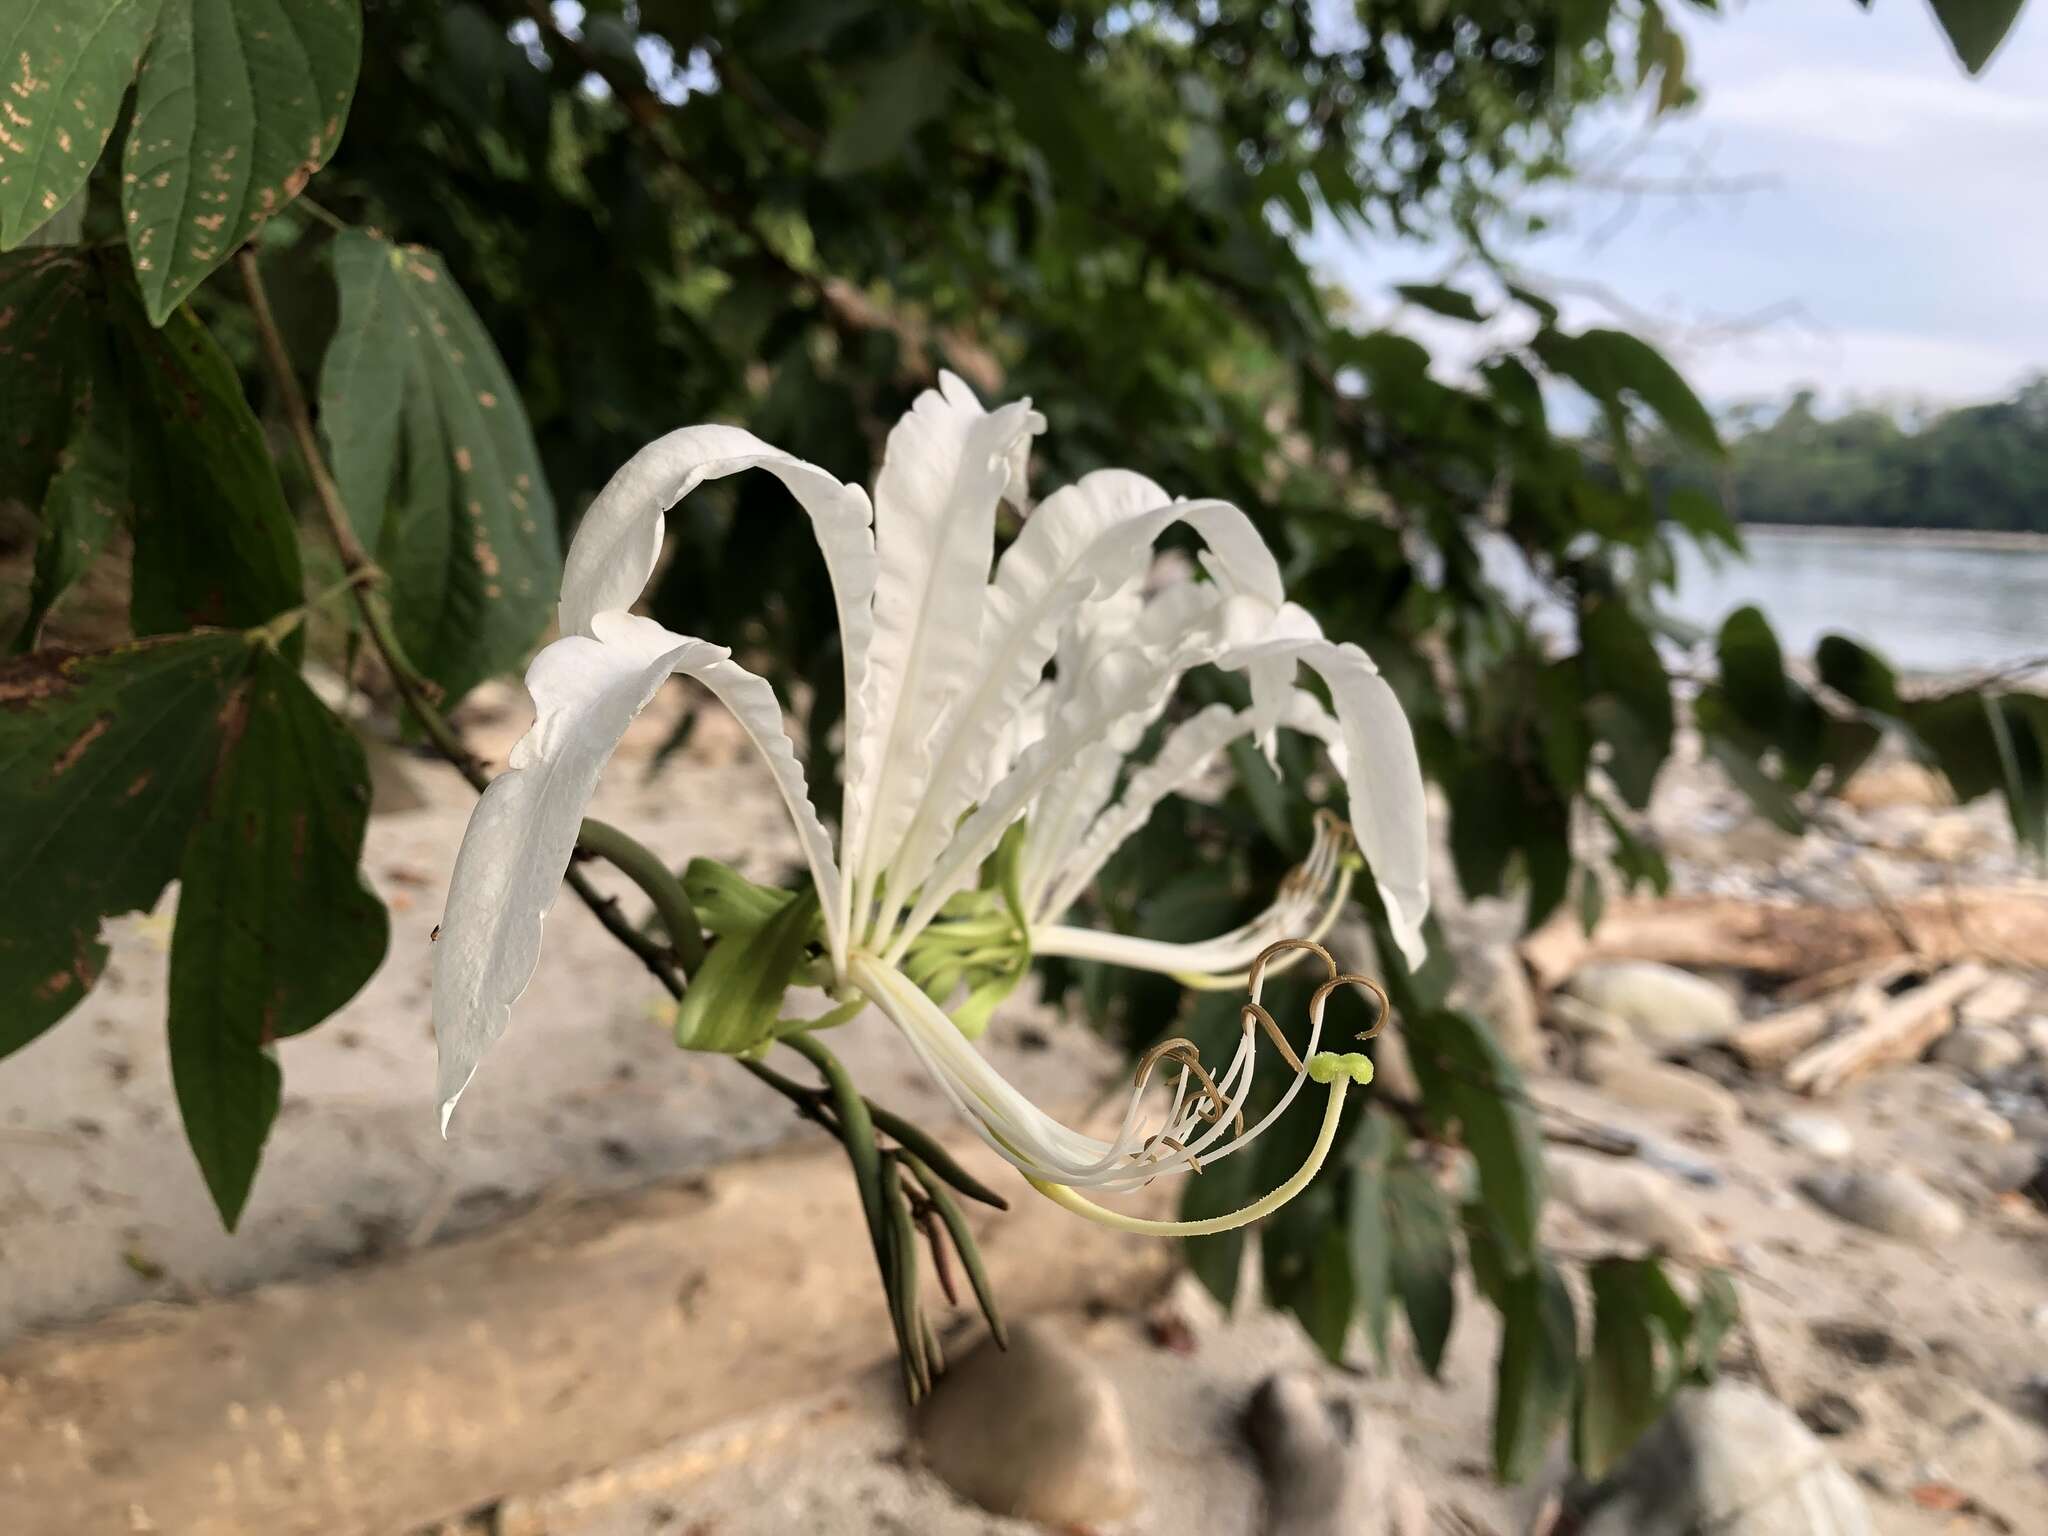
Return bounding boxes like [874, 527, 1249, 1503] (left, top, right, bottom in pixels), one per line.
[0, 633, 250, 1058]
[105, 266, 305, 642]
[167, 645, 386, 1228]
[319, 229, 559, 704]
[121, 0, 361, 323]
[0, 0, 163, 249]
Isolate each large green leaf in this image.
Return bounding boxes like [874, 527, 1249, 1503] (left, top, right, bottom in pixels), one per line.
[1580, 597, 1673, 810]
[167, 646, 386, 1227]
[0, 634, 252, 1056]
[1407, 1008, 1548, 1270]
[107, 273, 305, 638]
[1493, 1259, 1578, 1482]
[0, 248, 127, 646]
[820, 33, 953, 177]
[0, 0, 163, 248]
[320, 229, 559, 702]
[1535, 327, 1721, 457]
[1715, 605, 1789, 734]
[121, 0, 361, 321]
[1385, 1160, 1457, 1376]
[1930, 0, 2024, 72]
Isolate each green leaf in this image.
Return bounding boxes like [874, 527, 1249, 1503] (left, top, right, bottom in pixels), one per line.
[1286, 1223, 1357, 1363]
[1395, 283, 1487, 323]
[1688, 1268, 1739, 1383]
[1702, 731, 1805, 834]
[820, 34, 953, 176]
[1385, 1160, 1456, 1376]
[0, 634, 253, 1056]
[1535, 327, 1721, 457]
[20, 335, 129, 647]
[1407, 1009, 1547, 1270]
[167, 646, 386, 1227]
[1580, 597, 1673, 810]
[320, 230, 560, 703]
[1715, 606, 1788, 734]
[1180, 1132, 1263, 1307]
[1815, 634, 1900, 716]
[682, 856, 797, 939]
[0, 0, 163, 249]
[121, 0, 362, 322]
[1575, 1259, 1667, 1480]
[672, 887, 820, 1055]
[107, 273, 304, 638]
[1346, 1110, 1402, 1365]
[1929, 0, 2024, 72]
[1493, 1259, 1577, 1483]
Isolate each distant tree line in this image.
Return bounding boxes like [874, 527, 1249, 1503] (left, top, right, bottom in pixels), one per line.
[1713, 375, 2048, 534]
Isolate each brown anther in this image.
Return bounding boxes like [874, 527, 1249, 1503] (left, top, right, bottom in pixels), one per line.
[1240, 1000, 1306, 1074]
[1311, 972, 1392, 1040]
[1134, 1036, 1238, 1134]
[1247, 938, 1338, 997]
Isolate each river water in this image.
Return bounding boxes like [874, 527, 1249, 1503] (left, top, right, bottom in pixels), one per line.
[1667, 529, 2048, 676]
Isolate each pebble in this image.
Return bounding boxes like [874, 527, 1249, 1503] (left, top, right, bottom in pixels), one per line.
[1769, 1110, 1854, 1162]
[1798, 1391, 1865, 1437]
[1562, 961, 1742, 1054]
[1578, 1382, 1873, 1536]
[2022, 1016, 2048, 1061]
[1577, 1043, 1741, 1133]
[1800, 1167, 1965, 1247]
[1934, 1024, 2029, 1080]
[1244, 1372, 1428, 1536]
[916, 1322, 1140, 1525]
[1446, 942, 1545, 1069]
[1548, 1151, 1726, 1265]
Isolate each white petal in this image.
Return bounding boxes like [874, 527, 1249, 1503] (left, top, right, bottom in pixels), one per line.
[849, 373, 1043, 921]
[434, 615, 843, 1131]
[551, 425, 875, 966]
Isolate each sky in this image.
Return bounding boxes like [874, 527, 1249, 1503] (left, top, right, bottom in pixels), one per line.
[1311, 1, 2048, 413]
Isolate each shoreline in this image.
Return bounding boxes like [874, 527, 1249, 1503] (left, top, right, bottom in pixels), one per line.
[1739, 522, 2048, 552]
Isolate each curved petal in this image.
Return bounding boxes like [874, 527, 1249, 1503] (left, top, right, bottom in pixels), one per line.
[434, 614, 842, 1130]
[552, 425, 875, 964]
[849, 373, 1043, 925]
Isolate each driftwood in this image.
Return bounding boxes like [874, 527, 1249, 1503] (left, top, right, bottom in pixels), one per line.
[0, 1124, 1172, 1536]
[1784, 963, 1989, 1095]
[1523, 888, 2048, 990]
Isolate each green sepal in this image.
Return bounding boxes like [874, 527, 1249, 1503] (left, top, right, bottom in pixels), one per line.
[682, 857, 797, 939]
[674, 886, 821, 1055]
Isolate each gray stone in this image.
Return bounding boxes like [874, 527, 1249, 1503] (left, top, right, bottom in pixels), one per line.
[916, 1322, 1140, 1525]
[2022, 1016, 2048, 1061]
[1769, 1110, 1854, 1163]
[1580, 1382, 1873, 1536]
[1545, 993, 1631, 1047]
[1445, 943, 1545, 1069]
[1800, 1167, 1964, 1247]
[1578, 1042, 1741, 1132]
[1548, 1151, 1726, 1265]
[1563, 960, 1741, 1054]
[1934, 1024, 2029, 1080]
[1245, 1372, 1427, 1536]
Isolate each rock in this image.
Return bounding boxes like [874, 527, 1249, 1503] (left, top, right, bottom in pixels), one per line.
[1808, 1320, 1915, 1368]
[1769, 1110, 1854, 1163]
[1841, 758, 1949, 811]
[1914, 810, 1994, 862]
[1967, 1142, 2044, 1196]
[1548, 1151, 1726, 1265]
[1546, 993, 1631, 1046]
[1578, 1043, 1741, 1132]
[916, 1322, 1140, 1525]
[1578, 1382, 1873, 1536]
[1798, 1392, 1865, 1437]
[1244, 1372, 1428, 1536]
[1563, 961, 1741, 1055]
[1934, 1024, 2029, 1080]
[1800, 1167, 1964, 1247]
[2022, 1016, 2048, 1061]
[1445, 942, 1544, 1069]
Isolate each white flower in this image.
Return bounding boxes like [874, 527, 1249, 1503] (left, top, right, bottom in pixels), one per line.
[433, 373, 1429, 1226]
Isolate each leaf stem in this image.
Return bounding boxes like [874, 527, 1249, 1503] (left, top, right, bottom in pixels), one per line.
[575, 816, 707, 977]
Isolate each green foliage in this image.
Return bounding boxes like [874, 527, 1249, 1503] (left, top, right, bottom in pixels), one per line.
[0, 0, 2030, 1486]
[167, 643, 386, 1227]
[320, 229, 559, 700]
[122, 0, 362, 321]
[1699, 379, 2048, 535]
[0, 633, 385, 1224]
